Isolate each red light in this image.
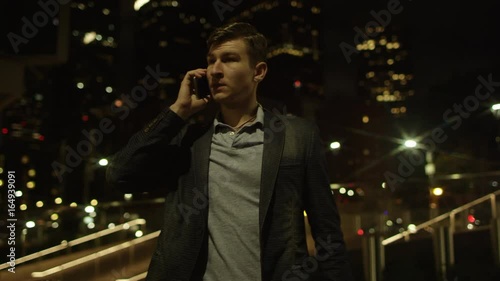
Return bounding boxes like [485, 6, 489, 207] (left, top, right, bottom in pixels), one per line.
[82, 115, 89, 122]
[38, 135, 45, 141]
[1, 128, 8, 134]
[357, 229, 364, 236]
[293, 80, 301, 88]
[21, 121, 27, 127]
[467, 215, 475, 223]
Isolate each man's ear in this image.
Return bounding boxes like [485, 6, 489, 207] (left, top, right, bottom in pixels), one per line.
[253, 62, 267, 82]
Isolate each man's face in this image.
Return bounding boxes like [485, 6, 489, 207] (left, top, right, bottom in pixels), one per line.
[206, 39, 257, 106]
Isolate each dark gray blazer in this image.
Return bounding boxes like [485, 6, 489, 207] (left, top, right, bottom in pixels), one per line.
[107, 107, 353, 281]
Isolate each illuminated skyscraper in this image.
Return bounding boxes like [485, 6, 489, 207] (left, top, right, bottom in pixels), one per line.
[356, 24, 415, 117]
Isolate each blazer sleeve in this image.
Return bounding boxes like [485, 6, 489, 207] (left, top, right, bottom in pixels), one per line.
[106, 108, 191, 193]
[303, 125, 354, 281]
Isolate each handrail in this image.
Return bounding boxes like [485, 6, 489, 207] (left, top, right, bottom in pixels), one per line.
[116, 271, 148, 281]
[0, 218, 146, 270]
[31, 230, 160, 278]
[382, 189, 500, 246]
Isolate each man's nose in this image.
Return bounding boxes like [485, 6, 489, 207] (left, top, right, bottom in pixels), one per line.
[209, 60, 223, 77]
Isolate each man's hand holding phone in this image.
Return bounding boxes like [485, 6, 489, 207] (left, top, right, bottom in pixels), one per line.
[170, 68, 211, 120]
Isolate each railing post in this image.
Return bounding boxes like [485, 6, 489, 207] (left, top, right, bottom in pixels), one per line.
[363, 234, 384, 281]
[129, 242, 135, 265]
[491, 195, 500, 266]
[432, 226, 452, 281]
[448, 212, 455, 266]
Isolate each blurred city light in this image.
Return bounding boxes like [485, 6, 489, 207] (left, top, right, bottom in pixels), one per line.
[98, 158, 108, 166]
[134, 0, 150, 11]
[26, 221, 35, 228]
[407, 224, 417, 233]
[135, 230, 144, 238]
[492, 103, 500, 118]
[90, 199, 99, 206]
[432, 187, 444, 196]
[330, 141, 341, 150]
[404, 139, 417, 148]
[55, 197, 63, 204]
[85, 206, 95, 213]
[467, 214, 476, 223]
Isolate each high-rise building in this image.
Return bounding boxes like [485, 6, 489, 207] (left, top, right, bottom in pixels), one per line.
[1, 0, 125, 210]
[356, 24, 415, 117]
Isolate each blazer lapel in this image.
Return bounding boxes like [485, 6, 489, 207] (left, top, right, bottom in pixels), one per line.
[192, 124, 214, 198]
[259, 110, 285, 233]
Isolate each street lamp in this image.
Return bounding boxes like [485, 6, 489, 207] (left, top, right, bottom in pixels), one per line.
[403, 139, 438, 218]
[404, 139, 417, 148]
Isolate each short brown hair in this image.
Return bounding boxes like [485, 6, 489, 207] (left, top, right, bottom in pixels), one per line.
[207, 22, 267, 66]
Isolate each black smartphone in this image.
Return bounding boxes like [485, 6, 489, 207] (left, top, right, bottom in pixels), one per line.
[191, 76, 210, 99]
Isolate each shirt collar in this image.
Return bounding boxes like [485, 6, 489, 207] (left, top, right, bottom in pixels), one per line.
[213, 103, 264, 131]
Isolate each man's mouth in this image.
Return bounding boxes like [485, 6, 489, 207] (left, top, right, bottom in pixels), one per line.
[212, 83, 226, 89]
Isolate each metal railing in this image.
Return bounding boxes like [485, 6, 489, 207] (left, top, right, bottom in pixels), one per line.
[364, 189, 500, 281]
[116, 271, 148, 281]
[382, 189, 499, 246]
[31, 230, 159, 279]
[0, 218, 146, 271]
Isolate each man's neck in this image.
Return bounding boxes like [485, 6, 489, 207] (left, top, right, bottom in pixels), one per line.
[220, 101, 259, 128]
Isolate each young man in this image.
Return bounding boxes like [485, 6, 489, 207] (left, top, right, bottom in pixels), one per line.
[107, 22, 353, 281]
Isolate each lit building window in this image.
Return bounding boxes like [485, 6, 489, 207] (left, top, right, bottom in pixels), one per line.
[83, 32, 97, 45]
[27, 181, 35, 189]
[28, 169, 36, 177]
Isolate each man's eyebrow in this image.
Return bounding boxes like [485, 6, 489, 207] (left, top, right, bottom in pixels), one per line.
[206, 51, 240, 59]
